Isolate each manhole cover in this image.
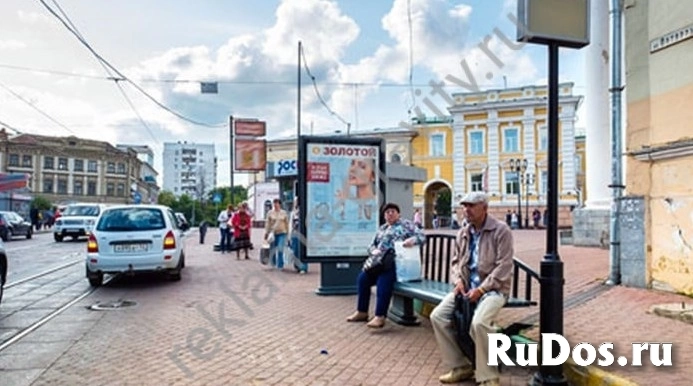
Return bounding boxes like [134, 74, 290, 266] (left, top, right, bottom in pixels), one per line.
[87, 300, 137, 311]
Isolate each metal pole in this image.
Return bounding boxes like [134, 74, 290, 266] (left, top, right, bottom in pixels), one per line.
[516, 181, 522, 229]
[229, 115, 235, 205]
[525, 174, 530, 229]
[607, 0, 624, 286]
[532, 42, 567, 386]
[297, 40, 302, 140]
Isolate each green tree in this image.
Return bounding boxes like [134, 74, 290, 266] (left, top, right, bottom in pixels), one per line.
[31, 195, 53, 210]
[435, 188, 452, 217]
[157, 191, 177, 208]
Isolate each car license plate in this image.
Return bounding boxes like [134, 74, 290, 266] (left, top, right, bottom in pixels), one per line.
[114, 243, 149, 253]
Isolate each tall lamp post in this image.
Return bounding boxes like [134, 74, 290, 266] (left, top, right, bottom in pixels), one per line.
[524, 172, 535, 229]
[517, 1, 590, 384]
[508, 158, 528, 229]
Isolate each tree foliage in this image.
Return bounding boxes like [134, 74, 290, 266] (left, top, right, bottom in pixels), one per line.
[155, 185, 248, 226]
[31, 195, 53, 210]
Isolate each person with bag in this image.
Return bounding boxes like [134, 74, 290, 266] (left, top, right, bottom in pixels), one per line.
[345, 202, 425, 329]
[216, 204, 234, 253]
[264, 198, 289, 269]
[429, 192, 514, 386]
[232, 203, 252, 260]
[289, 198, 308, 274]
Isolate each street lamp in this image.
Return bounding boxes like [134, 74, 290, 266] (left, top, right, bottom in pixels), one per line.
[524, 172, 535, 229]
[508, 158, 528, 229]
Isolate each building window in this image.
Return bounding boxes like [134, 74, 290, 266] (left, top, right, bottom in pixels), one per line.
[504, 171, 520, 195]
[430, 133, 445, 157]
[538, 126, 548, 151]
[117, 162, 126, 174]
[469, 131, 484, 155]
[107, 162, 116, 174]
[74, 180, 83, 196]
[8, 154, 19, 166]
[470, 173, 484, 192]
[106, 182, 115, 196]
[87, 180, 97, 196]
[22, 155, 32, 167]
[58, 157, 68, 171]
[540, 170, 548, 195]
[74, 159, 84, 172]
[87, 160, 97, 173]
[391, 153, 402, 163]
[43, 178, 54, 193]
[57, 179, 68, 194]
[117, 183, 125, 197]
[44, 157, 55, 169]
[503, 128, 519, 153]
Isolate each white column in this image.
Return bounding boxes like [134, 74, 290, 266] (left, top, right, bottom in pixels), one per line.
[452, 119, 466, 198]
[487, 111, 500, 196]
[522, 110, 537, 193]
[583, 0, 611, 208]
[561, 113, 577, 194]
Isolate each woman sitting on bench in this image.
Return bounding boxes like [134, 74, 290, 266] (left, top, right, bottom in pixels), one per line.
[345, 202, 425, 328]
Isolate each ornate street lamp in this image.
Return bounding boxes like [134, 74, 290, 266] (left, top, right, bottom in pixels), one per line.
[508, 158, 528, 229]
[524, 172, 535, 229]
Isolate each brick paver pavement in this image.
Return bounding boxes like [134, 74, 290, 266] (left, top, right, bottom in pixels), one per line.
[16, 228, 693, 385]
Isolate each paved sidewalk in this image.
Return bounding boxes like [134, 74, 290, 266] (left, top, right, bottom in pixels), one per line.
[15, 227, 693, 385]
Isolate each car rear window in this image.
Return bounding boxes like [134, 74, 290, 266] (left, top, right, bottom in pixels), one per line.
[64, 205, 101, 217]
[97, 208, 166, 231]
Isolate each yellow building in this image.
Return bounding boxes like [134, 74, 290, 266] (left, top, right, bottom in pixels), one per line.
[623, 3, 693, 295]
[412, 84, 584, 228]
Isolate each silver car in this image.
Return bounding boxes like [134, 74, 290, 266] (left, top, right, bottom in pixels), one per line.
[85, 205, 186, 286]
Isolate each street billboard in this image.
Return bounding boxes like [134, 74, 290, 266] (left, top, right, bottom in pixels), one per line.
[234, 120, 266, 137]
[234, 139, 266, 171]
[298, 136, 385, 261]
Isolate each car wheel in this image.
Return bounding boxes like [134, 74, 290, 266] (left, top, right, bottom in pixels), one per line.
[0, 256, 6, 305]
[0, 232, 7, 242]
[86, 268, 103, 287]
[168, 257, 183, 281]
[54, 234, 63, 242]
[180, 252, 186, 268]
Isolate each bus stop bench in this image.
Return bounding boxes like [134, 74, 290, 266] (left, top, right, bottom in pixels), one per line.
[387, 233, 539, 326]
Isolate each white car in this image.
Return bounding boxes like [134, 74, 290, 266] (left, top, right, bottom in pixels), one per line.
[85, 205, 186, 286]
[54, 203, 107, 242]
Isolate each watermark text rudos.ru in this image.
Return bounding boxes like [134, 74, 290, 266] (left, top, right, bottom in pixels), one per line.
[489, 333, 673, 367]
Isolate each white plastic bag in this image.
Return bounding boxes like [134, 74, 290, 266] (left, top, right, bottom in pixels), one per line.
[394, 241, 422, 282]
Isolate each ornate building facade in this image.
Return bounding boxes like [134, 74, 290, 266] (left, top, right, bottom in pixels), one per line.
[0, 129, 157, 205]
[411, 83, 584, 228]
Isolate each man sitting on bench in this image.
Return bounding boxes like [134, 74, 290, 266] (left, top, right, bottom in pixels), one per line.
[430, 192, 514, 386]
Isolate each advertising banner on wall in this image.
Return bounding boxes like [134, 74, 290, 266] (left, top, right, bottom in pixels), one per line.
[298, 137, 385, 260]
[235, 139, 267, 171]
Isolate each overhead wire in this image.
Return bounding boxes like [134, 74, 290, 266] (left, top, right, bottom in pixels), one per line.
[37, 0, 225, 128]
[0, 81, 76, 135]
[406, 0, 417, 116]
[299, 45, 351, 130]
[49, 0, 161, 147]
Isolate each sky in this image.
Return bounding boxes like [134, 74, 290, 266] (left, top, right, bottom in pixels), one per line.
[0, 0, 586, 188]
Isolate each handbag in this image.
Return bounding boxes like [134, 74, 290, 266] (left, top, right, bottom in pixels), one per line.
[266, 231, 275, 244]
[259, 242, 271, 265]
[362, 249, 395, 274]
[394, 241, 422, 282]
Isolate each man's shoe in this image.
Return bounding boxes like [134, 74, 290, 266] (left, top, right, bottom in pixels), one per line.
[346, 311, 369, 322]
[439, 367, 474, 383]
[366, 316, 385, 328]
[479, 379, 500, 386]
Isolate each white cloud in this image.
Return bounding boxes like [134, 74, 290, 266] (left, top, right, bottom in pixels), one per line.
[0, 39, 26, 50]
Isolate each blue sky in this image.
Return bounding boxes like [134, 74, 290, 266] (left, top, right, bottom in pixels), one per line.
[0, 0, 586, 187]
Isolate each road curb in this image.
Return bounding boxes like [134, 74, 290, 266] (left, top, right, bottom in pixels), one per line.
[563, 358, 638, 386]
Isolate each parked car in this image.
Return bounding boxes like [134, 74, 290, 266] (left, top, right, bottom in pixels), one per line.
[85, 205, 186, 286]
[54, 203, 107, 242]
[0, 240, 6, 305]
[0, 211, 33, 241]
